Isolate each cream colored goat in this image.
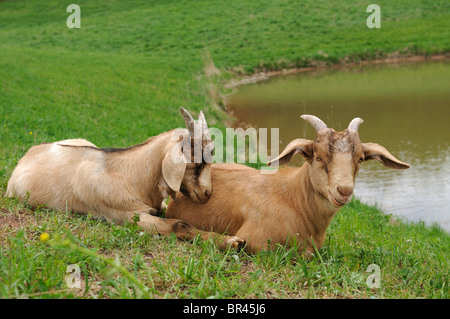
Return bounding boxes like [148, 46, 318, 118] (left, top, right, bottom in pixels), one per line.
[6, 108, 244, 249]
[167, 115, 410, 255]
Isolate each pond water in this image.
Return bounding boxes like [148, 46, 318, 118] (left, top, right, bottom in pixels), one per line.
[227, 61, 450, 232]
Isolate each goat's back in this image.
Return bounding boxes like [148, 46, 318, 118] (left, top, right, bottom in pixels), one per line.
[6, 139, 103, 211]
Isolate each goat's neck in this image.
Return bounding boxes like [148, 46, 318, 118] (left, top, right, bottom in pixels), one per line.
[288, 164, 339, 246]
[106, 132, 172, 207]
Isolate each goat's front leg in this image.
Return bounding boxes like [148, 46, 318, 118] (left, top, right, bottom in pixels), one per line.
[147, 200, 168, 217]
[136, 213, 245, 250]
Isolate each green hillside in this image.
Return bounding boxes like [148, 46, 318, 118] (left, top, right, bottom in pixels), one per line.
[0, 0, 448, 299]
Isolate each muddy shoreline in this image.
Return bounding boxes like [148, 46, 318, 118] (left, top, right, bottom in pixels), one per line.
[224, 54, 450, 89]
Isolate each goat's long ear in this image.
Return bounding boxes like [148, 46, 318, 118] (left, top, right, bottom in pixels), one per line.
[162, 152, 187, 192]
[362, 142, 410, 169]
[267, 138, 314, 167]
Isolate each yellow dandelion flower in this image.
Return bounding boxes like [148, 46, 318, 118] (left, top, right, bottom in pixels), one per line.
[39, 232, 50, 242]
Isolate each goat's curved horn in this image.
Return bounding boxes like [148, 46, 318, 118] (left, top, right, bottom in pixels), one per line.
[301, 114, 327, 132]
[198, 111, 208, 133]
[180, 107, 195, 134]
[348, 117, 364, 133]
[198, 111, 211, 140]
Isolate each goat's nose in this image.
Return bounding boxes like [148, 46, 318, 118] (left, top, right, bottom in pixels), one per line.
[337, 186, 353, 198]
[205, 189, 212, 198]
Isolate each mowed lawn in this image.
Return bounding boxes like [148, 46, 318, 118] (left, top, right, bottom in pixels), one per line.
[0, 0, 449, 298]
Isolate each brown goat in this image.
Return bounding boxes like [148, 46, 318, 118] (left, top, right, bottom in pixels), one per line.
[166, 115, 409, 255]
[6, 108, 245, 250]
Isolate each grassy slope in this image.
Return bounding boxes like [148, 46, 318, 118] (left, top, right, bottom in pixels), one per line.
[0, 0, 448, 298]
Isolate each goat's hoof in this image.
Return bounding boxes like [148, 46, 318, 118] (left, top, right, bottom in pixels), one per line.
[225, 236, 246, 251]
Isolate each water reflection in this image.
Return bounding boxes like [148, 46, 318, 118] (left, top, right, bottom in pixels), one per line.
[228, 62, 450, 232]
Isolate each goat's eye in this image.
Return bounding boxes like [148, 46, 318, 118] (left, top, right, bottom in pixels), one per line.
[358, 157, 364, 163]
[316, 156, 322, 162]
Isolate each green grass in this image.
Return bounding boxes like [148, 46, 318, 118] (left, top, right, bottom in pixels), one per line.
[0, 0, 449, 299]
[1, 195, 448, 298]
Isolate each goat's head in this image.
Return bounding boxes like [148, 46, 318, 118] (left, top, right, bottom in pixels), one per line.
[268, 115, 409, 209]
[162, 107, 213, 203]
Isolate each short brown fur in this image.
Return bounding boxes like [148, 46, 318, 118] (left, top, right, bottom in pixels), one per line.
[167, 115, 409, 256]
[6, 109, 245, 250]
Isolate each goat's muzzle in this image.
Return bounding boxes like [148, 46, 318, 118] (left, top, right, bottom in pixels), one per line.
[194, 189, 212, 203]
[329, 187, 353, 207]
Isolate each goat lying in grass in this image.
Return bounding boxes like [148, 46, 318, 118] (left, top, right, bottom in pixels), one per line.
[167, 115, 409, 255]
[6, 107, 244, 250]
